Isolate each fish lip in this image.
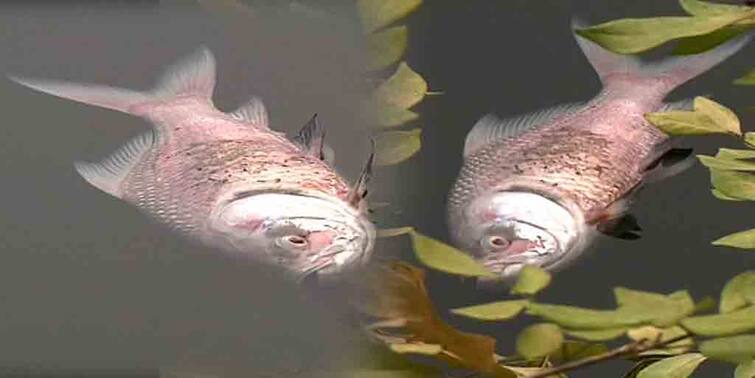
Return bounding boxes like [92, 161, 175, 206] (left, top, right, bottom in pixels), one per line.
[481, 251, 563, 276]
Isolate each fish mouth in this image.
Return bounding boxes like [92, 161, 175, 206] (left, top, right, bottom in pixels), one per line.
[481, 251, 562, 277]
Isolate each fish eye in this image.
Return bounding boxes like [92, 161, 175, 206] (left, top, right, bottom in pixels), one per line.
[278, 234, 308, 249]
[486, 235, 510, 249]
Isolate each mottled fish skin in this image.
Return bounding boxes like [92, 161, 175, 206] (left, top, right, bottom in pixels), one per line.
[123, 98, 350, 237]
[9, 47, 375, 278]
[449, 96, 666, 222]
[447, 22, 751, 277]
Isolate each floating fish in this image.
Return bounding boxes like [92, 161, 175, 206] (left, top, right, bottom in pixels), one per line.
[447, 22, 751, 280]
[10, 47, 375, 280]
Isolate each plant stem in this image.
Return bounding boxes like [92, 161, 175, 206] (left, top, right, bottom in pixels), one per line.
[523, 334, 693, 378]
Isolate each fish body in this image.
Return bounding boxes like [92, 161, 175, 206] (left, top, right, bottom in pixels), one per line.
[11, 48, 375, 279]
[448, 23, 751, 279]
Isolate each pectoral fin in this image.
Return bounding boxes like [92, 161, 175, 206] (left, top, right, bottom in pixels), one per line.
[643, 147, 696, 184]
[597, 213, 642, 240]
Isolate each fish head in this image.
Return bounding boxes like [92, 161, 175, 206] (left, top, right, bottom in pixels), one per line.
[209, 192, 375, 280]
[453, 191, 583, 279]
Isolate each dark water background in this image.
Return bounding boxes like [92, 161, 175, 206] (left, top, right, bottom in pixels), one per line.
[0, 0, 753, 377]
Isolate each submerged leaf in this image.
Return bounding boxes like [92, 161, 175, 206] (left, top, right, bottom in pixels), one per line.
[510, 265, 552, 296]
[712, 188, 745, 201]
[714, 228, 755, 249]
[700, 335, 755, 364]
[373, 62, 428, 110]
[635, 353, 706, 378]
[564, 327, 627, 341]
[614, 288, 695, 327]
[681, 305, 755, 336]
[720, 271, 755, 313]
[735, 69, 755, 85]
[356, 0, 422, 34]
[369, 104, 420, 128]
[409, 231, 494, 277]
[735, 360, 755, 378]
[374, 129, 421, 166]
[451, 300, 529, 321]
[575, 12, 754, 54]
[516, 323, 564, 359]
[367, 26, 409, 71]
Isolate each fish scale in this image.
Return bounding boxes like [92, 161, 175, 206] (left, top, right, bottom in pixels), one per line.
[10, 46, 375, 278]
[447, 23, 750, 278]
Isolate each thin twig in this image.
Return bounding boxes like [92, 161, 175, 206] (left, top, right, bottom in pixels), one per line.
[523, 333, 693, 378]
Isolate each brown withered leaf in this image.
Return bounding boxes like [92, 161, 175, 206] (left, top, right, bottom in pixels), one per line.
[355, 262, 516, 378]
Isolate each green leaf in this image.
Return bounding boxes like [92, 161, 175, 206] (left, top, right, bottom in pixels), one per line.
[698, 155, 755, 171]
[716, 148, 755, 160]
[635, 353, 706, 378]
[564, 327, 627, 341]
[409, 231, 494, 277]
[694, 97, 742, 136]
[374, 129, 421, 166]
[645, 97, 741, 136]
[510, 265, 552, 296]
[679, 0, 753, 17]
[673, 25, 751, 55]
[575, 12, 755, 54]
[366, 26, 408, 71]
[693, 296, 718, 313]
[515, 323, 564, 359]
[373, 62, 428, 110]
[710, 169, 755, 200]
[735, 360, 755, 378]
[736, 69, 755, 85]
[746, 132, 755, 148]
[714, 228, 755, 249]
[356, 0, 422, 33]
[712, 188, 745, 201]
[389, 343, 443, 355]
[627, 326, 693, 354]
[681, 305, 755, 336]
[549, 341, 609, 364]
[700, 335, 755, 364]
[377, 227, 414, 238]
[370, 104, 419, 128]
[720, 271, 755, 313]
[526, 303, 647, 329]
[451, 300, 528, 321]
[615, 288, 696, 327]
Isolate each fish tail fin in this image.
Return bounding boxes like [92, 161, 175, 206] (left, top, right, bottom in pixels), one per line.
[8, 46, 216, 116]
[572, 18, 751, 98]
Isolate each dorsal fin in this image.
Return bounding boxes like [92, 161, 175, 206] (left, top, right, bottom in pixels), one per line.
[230, 97, 269, 129]
[292, 114, 327, 161]
[74, 131, 157, 198]
[347, 140, 375, 210]
[464, 102, 582, 157]
[153, 47, 216, 101]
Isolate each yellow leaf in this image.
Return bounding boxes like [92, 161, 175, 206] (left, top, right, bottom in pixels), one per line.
[389, 343, 443, 355]
[374, 129, 422, 166]
[356, 0, 422, 33]
[516, 323, 565, 359]
[367, 26, 409, 71]
[451, 300, 529, 321]
[694, 97, 741, 135]
[373, 62, 428, 110]
[510, 265, 552, 296]
[680, 0, 754, 18]
[409, 230, 494, 277]
[734, 69, 755, 85]
[714, 228, 755, 249]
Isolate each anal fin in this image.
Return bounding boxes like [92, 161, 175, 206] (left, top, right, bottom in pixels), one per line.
[74, 131, 156, 198]
[597, 213, 642, 240]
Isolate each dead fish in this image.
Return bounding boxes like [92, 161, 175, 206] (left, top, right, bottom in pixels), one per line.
[9, 47, 375, 281]
[447, 21, 751, 280]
